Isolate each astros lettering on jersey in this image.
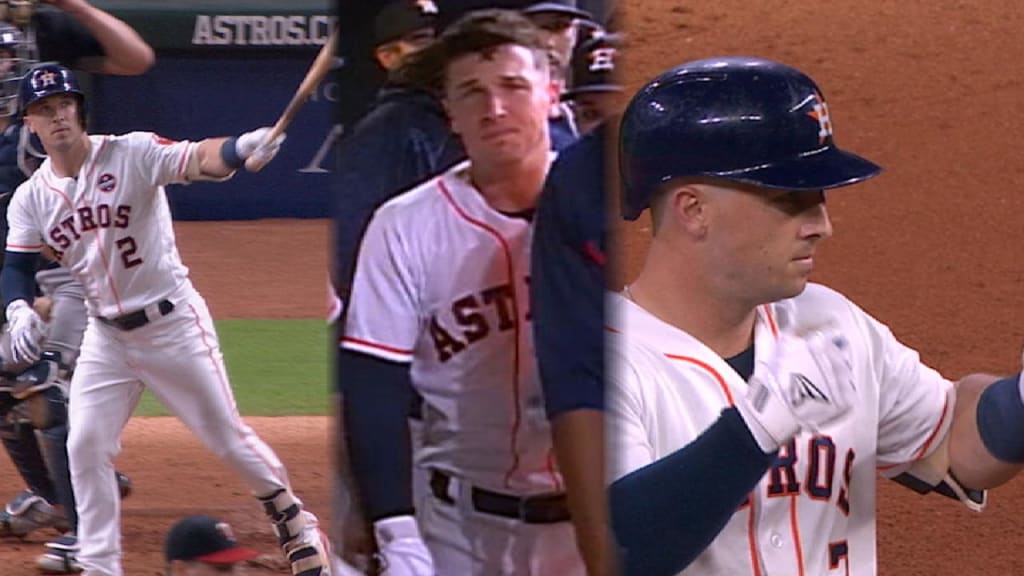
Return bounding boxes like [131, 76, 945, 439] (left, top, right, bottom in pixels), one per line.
[6, 132, 192, 317]
[606, 283, 954, 576]
[342, 159, 563, 494]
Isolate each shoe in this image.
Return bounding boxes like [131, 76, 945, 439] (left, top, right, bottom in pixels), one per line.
[36, 533, 81, 574]
[116, 471, 132, 499]
[284, 512, 332, 576]
[0, 490, 67, 538]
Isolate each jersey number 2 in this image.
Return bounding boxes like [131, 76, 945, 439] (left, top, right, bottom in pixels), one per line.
[116, 237, 143, 269]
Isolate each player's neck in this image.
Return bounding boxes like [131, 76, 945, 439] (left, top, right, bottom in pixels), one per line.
[629, 245, 757, 358]
[469, 148, 550, 212]
[47, 135, 91, 179]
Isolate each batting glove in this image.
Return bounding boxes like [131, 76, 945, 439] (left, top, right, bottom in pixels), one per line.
[735, 325, 856, 453]
[6, 299, 46, 365]
[236, 127, 287, 170]
[373, 515, 435, 576]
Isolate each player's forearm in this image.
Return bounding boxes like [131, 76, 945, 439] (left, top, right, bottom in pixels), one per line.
[338, 348, 416, 520]
[61, 1, 154, 75]
[192, 138, 236, 179]
[948, 373, 1024, 489]
[551, 409, 616, 576]
[609, 408, 775, 575]
[1, 251, 40, 307]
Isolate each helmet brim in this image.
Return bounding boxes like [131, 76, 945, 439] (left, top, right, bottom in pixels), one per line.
[712, 145, 883, 192]
[621, 145, 883, 220]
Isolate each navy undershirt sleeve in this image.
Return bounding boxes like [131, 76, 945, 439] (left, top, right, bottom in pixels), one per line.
[1, 250, 40, 307]
[609, 408, 776, 575]
[338, 348, 415, 521]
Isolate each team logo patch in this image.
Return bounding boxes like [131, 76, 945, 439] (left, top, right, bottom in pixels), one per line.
[415, 0, 439, 15]
[97, 173, 117, 193]
[35, 70, 58, 88]
[588, 47, 618, 73]
[215, 521, 237, 542]
[152, 134, 177, 146]
[805, 91, 833, 145]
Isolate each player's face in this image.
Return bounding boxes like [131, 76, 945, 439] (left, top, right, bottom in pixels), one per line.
[24, 93, 85, 151]
[444, 44, 556, 169]
[706, 183, 833, 303]
[569, 91, 623, 134]
[527, 12, 579, 76]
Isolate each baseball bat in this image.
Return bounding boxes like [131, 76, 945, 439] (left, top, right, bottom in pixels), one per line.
[244, 27, 338, 172]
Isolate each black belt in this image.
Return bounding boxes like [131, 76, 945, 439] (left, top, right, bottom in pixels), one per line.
[429, 469, 570, 524]
[98, 299, 175, 331]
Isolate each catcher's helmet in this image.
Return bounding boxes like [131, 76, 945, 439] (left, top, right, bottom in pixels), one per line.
[18, 62, 85, 116]
[619, 56, 883, 220]
[0, 22, 31, 117]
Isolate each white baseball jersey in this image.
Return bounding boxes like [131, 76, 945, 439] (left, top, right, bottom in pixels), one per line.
[342, 159, 564, 495]
[6, 132, 193, 318]
[606, 283, 954, 576]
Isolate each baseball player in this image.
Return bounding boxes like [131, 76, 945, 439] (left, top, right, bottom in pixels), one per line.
[1, 63, 331, 576]
[0, 3, 153, 570]
[606, 56, 1024, 576]
[372, 1, 439, 73]
[561, 32, 621, 135]
[530, 123, 612, 575]
[339, 10, 583, 575]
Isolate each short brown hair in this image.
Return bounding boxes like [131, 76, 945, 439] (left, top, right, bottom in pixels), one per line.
[407, 9, 549, 95]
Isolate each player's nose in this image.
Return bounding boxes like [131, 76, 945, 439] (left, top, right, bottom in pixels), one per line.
[801, 202, 833, 240]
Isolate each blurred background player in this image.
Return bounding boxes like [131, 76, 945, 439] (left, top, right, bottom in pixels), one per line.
[562, 32, 621, 135]
[372, 0, 438, 73]
[521, 0, 593, 149]
[164, 515, 261, 576]
[0, 2, 153, 572]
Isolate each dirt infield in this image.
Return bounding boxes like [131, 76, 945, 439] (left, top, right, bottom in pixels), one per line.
[617, 1, 1024, 574]
[0, 219, 330, 574]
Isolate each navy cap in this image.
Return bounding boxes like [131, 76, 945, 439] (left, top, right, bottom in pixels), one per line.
[522, 0, 592, 20]
[165, 516, 261, 565]
[564, 33, 622, 100]
[375, 0, 440, 46]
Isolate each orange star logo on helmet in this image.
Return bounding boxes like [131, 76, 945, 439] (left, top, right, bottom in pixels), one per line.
[806, 91, 833, 145]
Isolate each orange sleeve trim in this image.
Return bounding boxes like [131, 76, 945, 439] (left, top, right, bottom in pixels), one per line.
[664, 354, 735, 406]
[913, 393, 951, 460]
[340, 336, 413, 356]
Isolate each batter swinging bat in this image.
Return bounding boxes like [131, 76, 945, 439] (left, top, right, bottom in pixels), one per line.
[245, 27, 338, 172]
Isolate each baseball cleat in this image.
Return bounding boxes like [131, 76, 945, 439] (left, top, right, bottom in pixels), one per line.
[36, 532, 82, 574]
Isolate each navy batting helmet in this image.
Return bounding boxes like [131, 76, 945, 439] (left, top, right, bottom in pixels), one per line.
[18, 62, 86, 117]
[619, 56, 882, 220]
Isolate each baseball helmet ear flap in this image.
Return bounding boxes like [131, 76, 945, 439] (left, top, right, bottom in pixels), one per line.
[18, 61, 88, 128]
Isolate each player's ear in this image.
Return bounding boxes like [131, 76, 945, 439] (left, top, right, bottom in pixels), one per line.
[660, 181, 710, 238]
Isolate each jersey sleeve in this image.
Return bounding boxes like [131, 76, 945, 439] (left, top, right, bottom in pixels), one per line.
[531, 129, 607, 418]
[340, 202, 423, 363]
[853, 303, 955, 470]
[33, 9, 106, 67]
[606, 338, 659, 482]
[5, 182, 44, 253]
[128, 132, 194, 188]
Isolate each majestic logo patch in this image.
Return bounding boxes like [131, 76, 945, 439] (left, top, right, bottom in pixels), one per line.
[97, 173, 117, 193]
[805, 91, 833, 145]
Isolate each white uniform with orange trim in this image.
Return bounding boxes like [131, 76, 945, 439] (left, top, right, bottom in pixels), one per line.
[342, 159, 583, 575]
[5, 132, 301, 576]
[606, 283, 954, 576]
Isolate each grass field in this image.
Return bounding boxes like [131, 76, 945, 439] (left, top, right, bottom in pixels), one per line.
[133, 319, 332, 417]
